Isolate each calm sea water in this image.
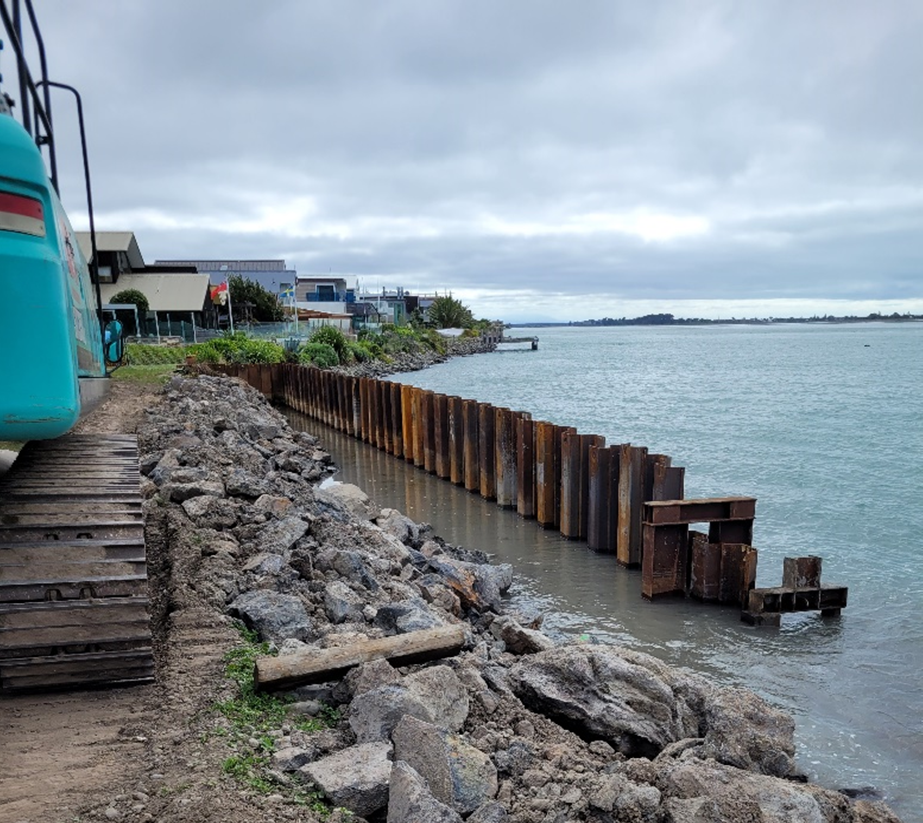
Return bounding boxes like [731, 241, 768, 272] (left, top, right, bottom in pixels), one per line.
[294, 323, 923, 819]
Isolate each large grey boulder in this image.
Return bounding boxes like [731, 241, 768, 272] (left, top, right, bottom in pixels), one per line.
[489, 615, 555, 655]
[316, 548, 381, 591]
[169, 479, 225, 502]
[653, 757, 902, 823]
[375, 598, 444, 634]
[468, 802, 509, 823]
[225, 467, 273, 498]
[246, 516, 309, 555]
[334, 658, 403, 703]
[512, 644, 799, 776]
[392, 716, 498, 815]
[180, 495, 240, 529]
[316, 482, 381, 520]
[324, 580, 366, 624]
[377, 508, 420, 544]
[702, 686, 796, 778]
[349, 665, 469, 743]
[228, 590, 314, 646]
[510, 645, 704, 758]
[426, 556, 513, 612]
[589, 772, 661, 819]
[243, 415, 282, 442]
[387, 760, 463, 823]
[300, 741, 393, 816]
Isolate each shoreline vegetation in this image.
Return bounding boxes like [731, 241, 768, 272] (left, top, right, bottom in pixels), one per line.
[122, 292, 502, 375]
[124, 324, 499, 376]
[513, 312, 923, 327]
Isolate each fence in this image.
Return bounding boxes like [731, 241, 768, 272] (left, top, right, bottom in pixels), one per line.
[216, 363, 846, 624]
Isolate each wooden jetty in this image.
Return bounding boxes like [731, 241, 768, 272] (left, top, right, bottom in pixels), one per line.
[499, 334, 539, 350]
[217, 363, 847, 627]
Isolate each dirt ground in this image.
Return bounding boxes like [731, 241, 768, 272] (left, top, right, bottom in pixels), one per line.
[0, 379, 268, 823]
[2, 383, 153, 822]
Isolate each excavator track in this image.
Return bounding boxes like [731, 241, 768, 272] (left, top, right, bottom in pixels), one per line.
[0, 434, 153, 691]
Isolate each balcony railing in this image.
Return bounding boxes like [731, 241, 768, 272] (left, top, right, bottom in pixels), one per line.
[302, 292, 356, 303]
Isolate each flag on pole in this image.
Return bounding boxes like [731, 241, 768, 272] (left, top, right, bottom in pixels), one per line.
[210, 281, 234, 332]
[210, 281, 229, 305]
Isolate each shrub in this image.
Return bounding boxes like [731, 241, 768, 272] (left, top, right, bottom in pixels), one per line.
[309, 326, 350, 363]
[109, 288, 150, 315]
[298, 342, 339, 369]
[420, 328, 447, 354]
[187, 332, 285, 365]
[345, 340, 371, 362]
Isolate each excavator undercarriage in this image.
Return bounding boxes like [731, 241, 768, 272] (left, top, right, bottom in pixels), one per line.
[0, 434, 153, 691]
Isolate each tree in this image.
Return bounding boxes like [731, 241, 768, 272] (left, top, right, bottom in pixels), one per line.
[109, 288, 149, 335]
[427, 295, 474, 329]
[109, 288, 149, 315]
[228, 274, 284, 322]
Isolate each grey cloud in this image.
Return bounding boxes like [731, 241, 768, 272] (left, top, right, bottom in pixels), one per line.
[21, 0, 923, 319]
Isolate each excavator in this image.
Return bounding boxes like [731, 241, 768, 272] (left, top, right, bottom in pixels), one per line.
[0, 0, 152, 690]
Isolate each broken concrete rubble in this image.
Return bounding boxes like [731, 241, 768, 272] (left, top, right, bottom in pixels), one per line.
[136, 374, 903, 823]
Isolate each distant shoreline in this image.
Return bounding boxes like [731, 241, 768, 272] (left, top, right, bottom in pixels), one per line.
[509, 314, 923, 328]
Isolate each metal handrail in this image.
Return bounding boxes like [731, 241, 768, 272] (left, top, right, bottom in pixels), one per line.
[1, 1, 102, 334]
[0, 0, 57, 189]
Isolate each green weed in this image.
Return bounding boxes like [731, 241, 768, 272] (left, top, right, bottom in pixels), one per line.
[214, 623, 338, 801]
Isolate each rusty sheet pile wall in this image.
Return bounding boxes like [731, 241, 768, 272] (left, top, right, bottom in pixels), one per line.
[217, 363, 847, 623]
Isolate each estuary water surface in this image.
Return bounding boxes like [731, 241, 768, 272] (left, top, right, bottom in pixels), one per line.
[289, 322, 923, 819]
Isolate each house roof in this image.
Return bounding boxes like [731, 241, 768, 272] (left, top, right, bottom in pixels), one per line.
[298, 276, 348, 285]
[75, 231, 145, 270]
[100, 273, 211, 312]
[155, 259, 289, 272]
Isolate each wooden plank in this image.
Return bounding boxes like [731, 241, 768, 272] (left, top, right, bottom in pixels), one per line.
[255, 624, 467, 691]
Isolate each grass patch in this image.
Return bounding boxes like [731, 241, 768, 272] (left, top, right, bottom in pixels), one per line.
[0, 441, 24, 452]
[214, 623, 339, 806]
[125, 343, 189, 365]
[110, 364, 177, 385]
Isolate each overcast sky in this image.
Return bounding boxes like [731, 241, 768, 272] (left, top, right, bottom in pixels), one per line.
[14, 1, 923, 321]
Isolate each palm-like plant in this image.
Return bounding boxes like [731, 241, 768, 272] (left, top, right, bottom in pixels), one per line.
[427, 295, 474, 329]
